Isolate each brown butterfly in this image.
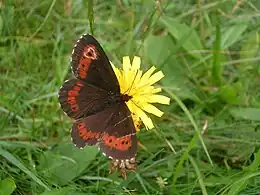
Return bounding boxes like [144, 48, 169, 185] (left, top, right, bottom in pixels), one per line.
[58, 34, 137, 177]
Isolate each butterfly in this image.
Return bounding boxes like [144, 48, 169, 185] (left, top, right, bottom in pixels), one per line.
[58, 34, 137, 176]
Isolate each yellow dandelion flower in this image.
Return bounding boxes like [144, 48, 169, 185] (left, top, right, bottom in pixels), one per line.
[111, 56, 170, 130]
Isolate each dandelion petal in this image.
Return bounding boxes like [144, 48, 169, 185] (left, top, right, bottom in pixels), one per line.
[131, 103, 154, 129]
[148, 71, 164, 85]
[132, 56, 141, 70]
[140, 66, 156, 85]
[141, 103, 164, 117]
[148, 95, 170, 104]
[123, 56, 131, 71]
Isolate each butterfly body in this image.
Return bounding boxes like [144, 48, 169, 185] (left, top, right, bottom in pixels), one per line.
[58, 34, 137, 164]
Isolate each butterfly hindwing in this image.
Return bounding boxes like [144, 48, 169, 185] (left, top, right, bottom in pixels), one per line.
[71, 34, 120, 93]
[98, 104, 137, 160]
[71, 106, 116, 147]
[71, 119, 100, 148]
[71, 104, 137, 160]
[58, 78, 111, 120]
[99, 134, 137, 160]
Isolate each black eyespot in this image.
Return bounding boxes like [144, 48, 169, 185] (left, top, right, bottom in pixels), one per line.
[125, 141, 128, 144]
[109, 139, 112, 143]
[121, 141, 125, 144]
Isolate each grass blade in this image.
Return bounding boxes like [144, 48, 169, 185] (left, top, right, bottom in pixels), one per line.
[189, 156, 208, 195]
[164, 89, 213, 191]
[29, 0, 57, 40]
[136, 173, 149, 195]
[212, 11, 222, 86]
[0, 147, 50, 191]
[88, 0, 94, 35]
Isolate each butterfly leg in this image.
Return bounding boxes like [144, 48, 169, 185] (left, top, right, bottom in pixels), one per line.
[125, 158, 137, 173]
[109, 159, 119, 174]
[118, 161, 128, 179]
[109, 158, 136, 179]
[121, 169, 127, 179]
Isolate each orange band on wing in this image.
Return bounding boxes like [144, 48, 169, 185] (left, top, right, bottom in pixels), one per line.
[102, 133, 132, 151]
[67, 81, 84, 112]
[77, 122, 101, 140]
[77, 45, 99, 79]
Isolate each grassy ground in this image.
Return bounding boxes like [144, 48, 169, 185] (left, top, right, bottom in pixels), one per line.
[1, 0, 260, 194]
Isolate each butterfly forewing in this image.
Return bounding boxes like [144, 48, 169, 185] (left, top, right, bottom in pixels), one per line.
[71, 34, 120, 93]
[58, 78, 111, 120]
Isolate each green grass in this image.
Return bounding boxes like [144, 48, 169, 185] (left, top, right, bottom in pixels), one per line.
[1, 0, 260, 194]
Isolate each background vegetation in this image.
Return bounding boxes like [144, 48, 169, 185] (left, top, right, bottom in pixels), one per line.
[1, 0, 260, 194]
